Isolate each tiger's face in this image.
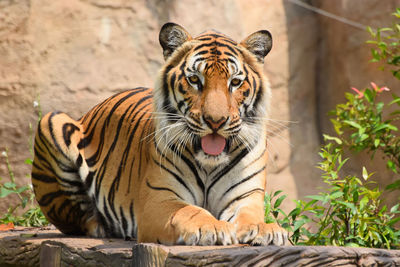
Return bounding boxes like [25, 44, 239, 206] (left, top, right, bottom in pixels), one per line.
[154, 23, 272, 166]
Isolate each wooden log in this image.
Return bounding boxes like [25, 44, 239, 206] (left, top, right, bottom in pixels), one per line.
[40, 243, 61, 267]
[1, 228, 400, 266]
[132, 243, 400, 267]
[0, 228, 135, 267]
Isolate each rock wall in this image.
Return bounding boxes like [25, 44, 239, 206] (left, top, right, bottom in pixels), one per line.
[315, 0, 400, 205]
[0, 0, 397, 213]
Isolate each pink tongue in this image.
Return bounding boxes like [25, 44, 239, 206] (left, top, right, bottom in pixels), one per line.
[201, 134, 226, 156]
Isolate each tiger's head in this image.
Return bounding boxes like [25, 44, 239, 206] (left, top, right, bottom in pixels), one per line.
[154, 23, 272, 166]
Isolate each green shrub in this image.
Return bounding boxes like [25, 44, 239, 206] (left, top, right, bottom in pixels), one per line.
[265, 8, 400, 249]
[266, 142, 400, 248]
[0, 98, 48, 227]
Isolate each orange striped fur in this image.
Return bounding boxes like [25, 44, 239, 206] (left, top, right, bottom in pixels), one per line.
[32, 23, 288, 245]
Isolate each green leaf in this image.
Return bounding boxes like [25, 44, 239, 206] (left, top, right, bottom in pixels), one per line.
[372, 124, 392, 133]
[293, 219, 308, 232]
[374, 139, 380, 147]
[379, 27, 394, 32]
[345, 242, 361, 247]
[390, 203, 399, 213]
[353, 190, 359, 203]
[388, 216, 400, 226]
[364, 89, 374, 103]
[329, 191, 344, 199]
[0, 187, 15, 198]
[306, 194, 328, 203]
[386, 180, 400, 190]
[362, 167, 369, 180]
[336, 201, 356, 212]
[387, 160, 397, 173]
[359, 133, 369, 142]
[389, 97, 400, 106]
[274, 195, 287, 209]
[24, 158, 33, 165]
[16, 186, 30, 194]
[366, 26, 376, 37]
[323, 134, 343, 145]
[3, 182, 16, 189]
[288, 207, 301, 219]
[343, 120, 362, 129]
[330, 119, 344, 135]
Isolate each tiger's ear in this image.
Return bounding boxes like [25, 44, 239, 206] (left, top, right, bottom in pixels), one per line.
[240, 30, 272, 63]
[159, 23, 192, 60]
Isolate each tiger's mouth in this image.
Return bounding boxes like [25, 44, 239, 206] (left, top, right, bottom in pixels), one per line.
[193, 134, 231, 156]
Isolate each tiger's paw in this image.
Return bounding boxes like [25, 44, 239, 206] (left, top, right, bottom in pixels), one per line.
[237, 222, 289, 246]
[175, 220, 238, 246]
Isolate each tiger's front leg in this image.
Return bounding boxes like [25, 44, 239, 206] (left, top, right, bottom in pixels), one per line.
[136, 175, 237, 245]
[232, 192, 289, 246]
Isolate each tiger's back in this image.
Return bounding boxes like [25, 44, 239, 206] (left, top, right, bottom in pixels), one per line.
[32, 23, 289, 246]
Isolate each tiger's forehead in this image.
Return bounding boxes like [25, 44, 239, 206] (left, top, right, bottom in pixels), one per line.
[186, 31, 242, 76]
[195, 30, 237, 44]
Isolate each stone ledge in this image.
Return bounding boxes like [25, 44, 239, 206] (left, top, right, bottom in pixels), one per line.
[0, 228, 399, 266]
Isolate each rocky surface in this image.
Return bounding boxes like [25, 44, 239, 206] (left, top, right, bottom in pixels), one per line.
[1, 228, 400, 266]
[0, 0, 398, 213]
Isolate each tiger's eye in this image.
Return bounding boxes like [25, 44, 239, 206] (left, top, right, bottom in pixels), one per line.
[188, 75, 199, 84]
[231, 78, 241, 87]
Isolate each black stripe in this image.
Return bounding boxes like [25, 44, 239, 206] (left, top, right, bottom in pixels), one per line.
[31, 172, 57, 183]
[197, 37, 212, 41]
[192, 57, 206, 69]
[220, 166, 266, 201]
[201, 33, 236, 44]
[62, 123, 80, 147]
[162, 65, 174, 114]
[102, 196, 116, 236]
[108, 105, 150, 203]
[129, 201, 135, 237]
[85, 171, 95, 189]
[99, 99, 151, 205]
[178, 84, 186, 95]
[86, 89, 149, 167]
[153, 138, 184, 176]
[170, 143, 205, 193]
[224, 51, 236, 58]
[153, 157, 196, 203]
[253, 78, 264, 111]
[48, 112, 69, 159]
[205, 148, 250, 204]
[218, 188, 264, 219]
[186, 120, 203, 131]
[38, 189, 75, 206]
[248, 146, 267, 167]
[120, 206, 128, 237]
[76, 154, 83, 167]
[195, 50, 209, 56]
[177, 100, 185, 113]
[170, 73, 178, 103]
[35, 126, 77, 173]
[193, 41, 239, 56]
[146, 180, 184, 200]
[121, 103, 152, 194]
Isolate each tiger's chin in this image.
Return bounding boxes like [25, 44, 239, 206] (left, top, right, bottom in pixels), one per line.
[195, 151, 230, 167]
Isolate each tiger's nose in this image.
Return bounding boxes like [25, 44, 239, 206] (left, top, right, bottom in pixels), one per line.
[203, 115, 228, 132]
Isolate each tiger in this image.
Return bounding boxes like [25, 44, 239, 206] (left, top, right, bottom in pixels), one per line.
[31, 22, 289, 246]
